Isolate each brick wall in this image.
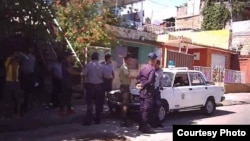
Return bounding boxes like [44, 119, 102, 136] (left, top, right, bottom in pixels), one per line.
[176, 15, 202, 29]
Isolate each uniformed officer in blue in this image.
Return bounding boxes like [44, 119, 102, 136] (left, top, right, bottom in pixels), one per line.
[136, 52, 158, 133]
[150, 59, 164, 128]
[82, 52, 105, 126]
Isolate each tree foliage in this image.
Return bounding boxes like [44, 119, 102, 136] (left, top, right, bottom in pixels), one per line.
[202, 0, 250, 30]
[0, 0, 55, 41]
[231, 0, 250, 19]
[202, 0, 231, 30]
[53, 0, 118, 56]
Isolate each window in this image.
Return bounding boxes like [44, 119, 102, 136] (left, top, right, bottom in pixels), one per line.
[173, 72, 190, 87]
[162, 72, 174, 87]
[127, 46, 139, 69]
[189, 72, 205, 86]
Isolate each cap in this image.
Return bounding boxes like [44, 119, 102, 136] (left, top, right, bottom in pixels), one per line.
[148, 52, 158, 59]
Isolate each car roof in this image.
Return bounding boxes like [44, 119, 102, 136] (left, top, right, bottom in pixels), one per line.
[162, 67, 202, 73]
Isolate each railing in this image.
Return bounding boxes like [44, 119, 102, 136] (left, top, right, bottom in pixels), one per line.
[193, 66, 245, 83]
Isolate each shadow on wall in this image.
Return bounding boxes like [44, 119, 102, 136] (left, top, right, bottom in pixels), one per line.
[231, 54, 240, 70]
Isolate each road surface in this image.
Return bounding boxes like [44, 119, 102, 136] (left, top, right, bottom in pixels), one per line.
[0, 103, 250, 141]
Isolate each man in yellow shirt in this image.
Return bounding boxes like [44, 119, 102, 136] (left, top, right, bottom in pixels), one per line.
[3, 52, 23, 118]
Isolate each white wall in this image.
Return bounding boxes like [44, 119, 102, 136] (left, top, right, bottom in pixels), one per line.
[211, 54, 226, 69]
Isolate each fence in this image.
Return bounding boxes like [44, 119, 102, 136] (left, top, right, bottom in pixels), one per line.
[193, 66, 245, 83]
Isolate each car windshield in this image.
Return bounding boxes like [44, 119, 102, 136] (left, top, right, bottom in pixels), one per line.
[162, 72, 174, 87]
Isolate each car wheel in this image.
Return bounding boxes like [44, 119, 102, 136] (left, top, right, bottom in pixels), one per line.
[158, 100, 169, 122]
[202, 97, 216, 115]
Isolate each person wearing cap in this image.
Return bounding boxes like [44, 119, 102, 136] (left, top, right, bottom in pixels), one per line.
[82, 52, 105, 125]
[60, 51, 81, 116]
[136, 52, 158, 133]
[150, 59, 164, 128]
[119, 53, 136, 127]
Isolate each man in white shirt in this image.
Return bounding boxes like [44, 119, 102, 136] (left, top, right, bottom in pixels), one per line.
[150, 60, 164, 128]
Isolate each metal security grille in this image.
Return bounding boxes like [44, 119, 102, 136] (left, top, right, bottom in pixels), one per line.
[166, 50, 194, 69]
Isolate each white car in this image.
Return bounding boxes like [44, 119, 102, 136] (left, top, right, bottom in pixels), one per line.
[107, 67, 225, 121]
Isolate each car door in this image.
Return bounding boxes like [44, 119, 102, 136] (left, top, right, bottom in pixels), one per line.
[160, 72, 175, 109]
[188, 72, 207, 106]
[172, 72, 193, 109]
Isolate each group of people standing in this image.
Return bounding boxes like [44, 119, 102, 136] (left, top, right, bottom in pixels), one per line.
[1, 47, 164, 134]
[81, 51, 164, 134]
[1, 48, 38, 119]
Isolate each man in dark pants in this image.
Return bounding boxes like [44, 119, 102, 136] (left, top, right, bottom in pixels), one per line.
[48, 57, 62, 108]
[101, 54, 114, 98]
[150, 60, 164, 128]
[20, 48, 36, 113]
[60, 51, 81, 116]
[136, 52, 157, 133]
[119, 54, 136, 127]
[82, 52, 105, 125]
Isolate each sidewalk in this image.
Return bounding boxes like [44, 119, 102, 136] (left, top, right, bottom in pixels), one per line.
[1, 93, 250, 133]
[221, 93, 250, 106]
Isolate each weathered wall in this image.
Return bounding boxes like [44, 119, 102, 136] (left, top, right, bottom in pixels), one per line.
[232, 20, 250, 55]
[176, 15, 202, 29]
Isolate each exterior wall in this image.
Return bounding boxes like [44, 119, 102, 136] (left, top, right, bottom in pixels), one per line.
[207, 49, 232, 69]
[239, 57, 250, 84]
[111, 40, 157, 89]
[176, 0, 203, 29]
[231, 20, 250, 55]
[176, 15, 202, 29]
[188, 48, 208, 67]
[177, 5, 188, 17]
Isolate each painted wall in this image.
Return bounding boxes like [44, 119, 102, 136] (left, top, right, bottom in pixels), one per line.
[239, 58, 250, 84]
[188, 48, 208, 67]
[207, 49, 232, 69]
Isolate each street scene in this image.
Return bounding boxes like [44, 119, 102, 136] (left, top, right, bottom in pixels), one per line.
[1, 0, 250, 141]
[0, 93, 250, 141]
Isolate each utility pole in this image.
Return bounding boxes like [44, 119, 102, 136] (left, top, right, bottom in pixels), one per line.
[140, 0, 144, 27]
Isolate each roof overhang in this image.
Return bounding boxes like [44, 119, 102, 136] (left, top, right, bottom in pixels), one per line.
[103, 0, 144, 8]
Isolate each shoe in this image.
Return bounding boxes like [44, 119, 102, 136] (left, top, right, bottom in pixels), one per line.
[140, 122, 155, 134]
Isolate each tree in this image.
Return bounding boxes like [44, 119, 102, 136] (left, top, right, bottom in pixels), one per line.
[231, 0, 250, 20]
[202, 0, 231, 30]
[0, 0, 55, 41]
[53, 0, 118, 60]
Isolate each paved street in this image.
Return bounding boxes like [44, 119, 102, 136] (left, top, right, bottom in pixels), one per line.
[0, 93, 250, 141]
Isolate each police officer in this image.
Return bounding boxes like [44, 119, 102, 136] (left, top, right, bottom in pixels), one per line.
[82, 52, 105, 125]
[136, 52, 158, 133]
[150, 60, 164, 128]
